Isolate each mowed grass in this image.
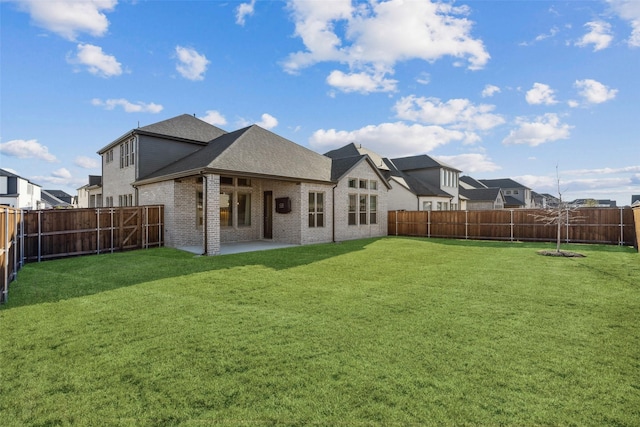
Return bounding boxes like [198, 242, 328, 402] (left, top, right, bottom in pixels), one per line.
[1, 237, 639, 426]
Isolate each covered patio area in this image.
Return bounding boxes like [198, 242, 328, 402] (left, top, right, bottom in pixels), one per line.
[177, 240, 298, 256]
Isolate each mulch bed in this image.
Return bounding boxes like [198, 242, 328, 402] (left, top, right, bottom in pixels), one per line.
[537, 250, 586, 257]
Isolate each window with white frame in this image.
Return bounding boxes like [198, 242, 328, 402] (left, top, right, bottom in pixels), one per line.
[220, 192, 232, 227]
[308, 192, 324, 228]
[348, 194, 357, 225]
[359, 194, 368, 225]
[348, 178, 357, 189]
[369, 195, 377, 224]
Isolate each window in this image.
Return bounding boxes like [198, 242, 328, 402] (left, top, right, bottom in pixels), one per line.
[348, 194, 357, 225]
[370, 181, 377, 190]
[220, 176, 233, 186]
[437, 202, 443, 211]
[369, 195, 377, 224]
[237, 178, 251, 187]
[130, 140, 135, 165]
[196, 192, 203, 230]
[105, 149, 113, 164]
[220, 192, 232, 227]
[348, 178, 357, 188]
[237, 193, 251, 227]
[505, 190, 511, 195]
[308, 192, 324, 228]
[128, 194, 133, 206]
[423, 201, 432, 211]
[359, 179, 368, 189]
[359, 194, 368, 225]
[513, 190, 519, 195]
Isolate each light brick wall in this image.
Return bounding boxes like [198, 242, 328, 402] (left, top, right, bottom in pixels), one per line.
[300, 182, 334, 245]
[204, 174, 220, 255]
[333, 161, 388, 241]
[138, 180, 176, 246]
[173, 178, 203, 248]
[102, 141, 136, 206]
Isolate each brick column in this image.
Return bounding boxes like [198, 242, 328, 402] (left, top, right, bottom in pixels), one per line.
[205, 174, 221, 255]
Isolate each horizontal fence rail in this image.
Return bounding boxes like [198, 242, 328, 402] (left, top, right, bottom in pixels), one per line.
[389, 207, 637, 247]
[0, 205, 164, 304]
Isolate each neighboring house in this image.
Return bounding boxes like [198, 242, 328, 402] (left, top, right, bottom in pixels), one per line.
[479, 178, 534, 209]
[569, 199, 617, 208]
[385, 154, 462, 211]
[97, 114, 226, 207]
[41, 190, 73, 209]
[533, 192, 561, 208]
[0, 168, 43, 209]
[459, 175, 504, 210]
[325, 143, 462, 212]
[76, 175, 103, 208]
[100, 116, 390, 255]
[632, 195, 640, 207]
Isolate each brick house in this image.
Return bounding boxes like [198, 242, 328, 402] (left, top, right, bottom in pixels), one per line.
[98, 115, 389, 255]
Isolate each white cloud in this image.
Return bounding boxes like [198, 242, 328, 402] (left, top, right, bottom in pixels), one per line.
[416, 72, 431, 85]
[607, 0, 640, 47]
[91, 98, 163, 113]
[502, 113, 572, 147]
[0, 139, 57, 162]
[256, 113, 278, 129]
[394, 95, 505, 131]
[175, 46, 209, 81]
[201, 110, 227, 127]
[436, 153, 501, 173]
[525, 83, 558, 105]
[576, 21, 613, 51]
[481, 84, 500, 98]
[12, 0, 116, 41]
[74, 156, 100, 169]
[284, 0, 489, 94]
[309, 121, 467, 158]
[574, 79, 618, 104]
[69, 43, 122, 77]
[236, 0, 256, 26]
[33, 168, 85, 188]
[326, 69, 397, 93]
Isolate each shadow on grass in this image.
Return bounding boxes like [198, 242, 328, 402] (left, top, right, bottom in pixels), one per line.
[400, 235, 638, 254]
[3, 238, 378, 309]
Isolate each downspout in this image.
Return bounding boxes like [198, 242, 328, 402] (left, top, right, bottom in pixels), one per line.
[202, 173, 207, 255]
[332, 184, 338, 243]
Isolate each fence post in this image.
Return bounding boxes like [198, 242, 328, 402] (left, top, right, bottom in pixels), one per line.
[37, 210, 42, 262]
[565, 207, 570, 244]
[3, 207, 8, 303]
[19, 211, 24, 269]
[395, 210, 398, 236]
[110, 209, 114, 253]
[12, 209, 18, 281]
[427, 210, 431, 238]
[619, 207, 624, 246]
[158, 206, 162, 246]
[510, 210, 514, 242]
[96, 208, 101, 255]
[465, 210, 469, 240]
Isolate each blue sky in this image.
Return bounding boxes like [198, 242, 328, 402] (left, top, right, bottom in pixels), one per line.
[1, 0, 639, 205]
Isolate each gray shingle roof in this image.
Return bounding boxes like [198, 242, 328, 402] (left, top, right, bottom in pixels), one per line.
[480, 178, 530, 190]
[459, 187, 501, 201]
[382, 159, 450, 197]
[460, 175, 487, 189]
[503, 195, 525, 206]
[139, 114, 226, 143]
[390, 154, 460, 172]
[138, 125, 333, 184]
[98, 114, 227, 154]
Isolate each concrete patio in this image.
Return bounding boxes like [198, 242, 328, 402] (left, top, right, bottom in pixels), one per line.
[177, 241, 298, 256]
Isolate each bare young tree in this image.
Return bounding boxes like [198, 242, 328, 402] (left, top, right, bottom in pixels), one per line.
[530, 166, 584, 255]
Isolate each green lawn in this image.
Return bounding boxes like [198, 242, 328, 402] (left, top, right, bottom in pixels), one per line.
[1, 237, 639, 426]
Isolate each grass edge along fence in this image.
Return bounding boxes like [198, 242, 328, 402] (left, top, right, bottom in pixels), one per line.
[389, 207, 637, 247]
[0, 205, 164, 304]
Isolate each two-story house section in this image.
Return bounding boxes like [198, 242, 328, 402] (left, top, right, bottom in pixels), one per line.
[0, 168, 43, 209]
[97, 114, 226, 207]
[479, 178, 534, 209]
[387, 155, 461, 211]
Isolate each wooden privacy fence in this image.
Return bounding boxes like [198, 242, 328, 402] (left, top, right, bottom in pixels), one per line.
[389, 207, 636, 247]
[22, 206, 164, 262]
[1, 207, 23, 304]
[1, 205, 164, 304]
